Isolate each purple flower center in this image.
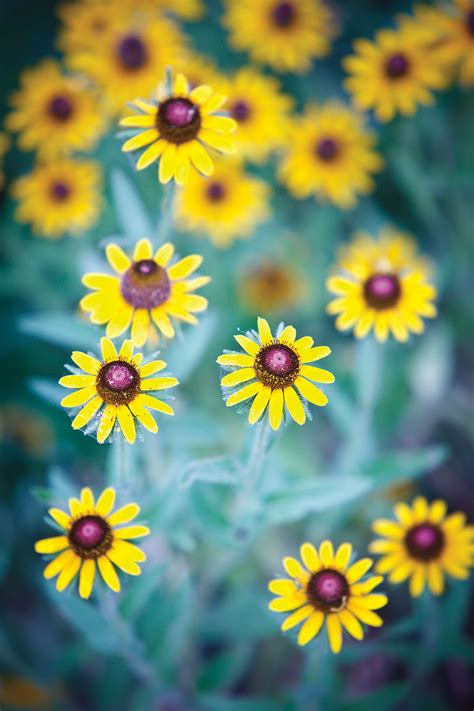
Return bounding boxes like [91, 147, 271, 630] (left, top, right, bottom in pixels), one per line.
[69, 515, 107, 549]
[102, 362, 136, 391]
[117, 34, 147, 70]
[307, 569, 349, 610]
[315, 137, 339, 162]
[50, 181, 71, 201]
[254, 342, 299, 388]
[163, 98, 197, 127]
[385, 53, 409, 79]
[405, 523, 445, 561]
[271, 1, 296, 27]
[364, 273, 401, 310]
[120, 260, 171, 309]
[207, 181, 226, 201]
[467, 10, 474, 36]
[231, 100, 251, 122]
[156, 98, 201, 144]
[262, 345, 295, 375]
[48, 95, 73, 121]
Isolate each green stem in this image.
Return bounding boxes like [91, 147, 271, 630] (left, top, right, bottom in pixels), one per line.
[111, 434, 132, 491]
[157, 181, 178, 243]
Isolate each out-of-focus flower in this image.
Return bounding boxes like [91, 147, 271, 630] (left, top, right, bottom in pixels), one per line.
[370, 497, 474, 597]
[238, 261, 305, 315]
[278, 102, 383, 209]
[0, 404, 53, 457]
[268, 541, 388, 653]
[120, 72, 236, 184]
[176, 159, 270, 247]
[343, 26, 447, 122]
[0, 132, 10, 191]
[5, 60, 106, 158]
[81, 238, 209, 346]
[59, 337, 178, 444]
[35, 486, 150, 598]
[217, 317, 334, 430]
[175, 50, 224, 90]
[216, 67, 293, 164]
[11, 159, 102, 239]
[57, 0, 132, 54]
[326, 228, 437, 342]
[223, 0, 337, 74]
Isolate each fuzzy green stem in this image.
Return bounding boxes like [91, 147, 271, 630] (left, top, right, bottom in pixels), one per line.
[157, 181, 178, 243]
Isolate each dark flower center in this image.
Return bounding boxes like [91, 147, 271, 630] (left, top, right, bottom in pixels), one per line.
[231, 100, 251, 122]
[467, 10, 474, 36]
[404, 523, 445, 561]
[206, 181, 226, 202]
[271, 1, 296, 28]
[48, 95, 73, 122]
[69, 515, 112, 558]
[254, 342, 299, 388]
[315, 137, 339, 162]
[121, 259, 171, 309]
[156, 98, 201, 144]
[363, 273, 401, 310]
[307, 569, 349, 611]
[96, 360, 140, 406]
[385, 53, 410, 79]
[117, 34, 148, 71]
[50, 181, 71, 202]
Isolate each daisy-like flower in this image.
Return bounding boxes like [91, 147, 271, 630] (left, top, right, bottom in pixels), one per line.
[370, 497, 474, 597]
[326, 228, 437, 342]
[268, 541, 388, 653]
[223, 0, 337, 74]
[81, 238, 209, 346]
[0, 132, 10, 191]
[217, 317, 334, 431]
[120, 72, 236, 185]
[176, 159, 271, 247]
[343, 26, 447, 122]
[217, 67, 293, 164]
[59, 337, 178, 444]
[11, 159, 102, 239]
[34, 486, 149, 599]
[6, 60, 106, 159]
[278, 102, 383, 210]
[57, 0, 132, 54]
[238, 261, 305, 315]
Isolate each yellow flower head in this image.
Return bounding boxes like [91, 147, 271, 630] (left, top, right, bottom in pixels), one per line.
[370, 497, 474, 597]
[217, 317, 334, 431]
[120, 72, 237, 184]
[35, 486, 149, 599]
[278, 102, 383, 209]
[57, 0, 133, 54]
[176, 159, 271, 247]
[11, 159, 102, 239]
[326, 228, 437, 342]
[343, 25, 447, 122]
[59, 337, 178, 444]
[5, 59, 106, 159]
[216, 67, 294, 164]
[268, 541, 388, 653]
[81, 238, 210, 346]
[238, 261, 305, 315]
[223, 0, 337, 73]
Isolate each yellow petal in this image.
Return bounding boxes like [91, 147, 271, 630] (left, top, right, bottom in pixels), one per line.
[294, 377, 328, 406]
[101, 337, 117, 361]
[71, 396, 102, 430]
[120, 114, 156, 128]
[95, 487, 116, 517]
[221, 368, 255, 388]
[300, 542, 320, 572]
[43, 549, 75, 579]
[154, 242, 174, 266]
[114, 525, 150, 539]
[299, 365, 335, 384]
[201, 92, 227, 114]
[257, 317, 273, 344]
[338, 609, 364, 640]
[108, 503, 140, 527]
[279, 325, 296, 342]
[159, 143, 177, 184]
[202, 115, 237, 134]
[335, 543, 352, 571]
[248, 386, 271, 425]
[71, 351, 101, 374]
[268, 389, 284, 431]
[133, 238, 152, 261]
[61, 386, 97, 408]
[106, 307, 134, 339]
[283, 556, 306, 578]
[284, 386, 306, 426]
[139, 360, 166, 377]
[116, 405, 136, 444]
[136, 393, 174, 416]
[81, 487, 94, 511]
[300, 346, 331, 363]
[131, 309, 150, 348]
[122, 129, 159, 152]
[168, 254, 203, 280]
[268, 596, 305, 612]
[79, 559, 96, 599]
[97, 405, 117, 444]
[281, 604, 313, 632]
[297, 611, 325, 646]
[226, 382, 261, 407]
[59, 374, 95, 389]
[188, 140, 214, 176]
[319, 540, 334, 567]
[234, 334, 259, 356]
[48, 508, 71, 530]
[35, 536, 69, 554]
[326, 614, 343, 654]
[112, 539, 147, 562]
[174, 72, 188, 95]
[268, 579, 297, 596]
[137, 140, 165, 170]
[189, 84, 213, 104]
[106, 244, 131, 274]
[217, 353, 254, 367]
[56, 556, 81, 592]
[346, 558, 373, 584]
[97, 555, 121, 592]
[107, 547, 141, 575]
[140, 376, 178, 391]
[174, 144, 191, 185]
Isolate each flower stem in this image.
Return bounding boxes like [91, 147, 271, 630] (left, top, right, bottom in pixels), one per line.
[157, 181, 178, 243]
[111, 433, 132, 491]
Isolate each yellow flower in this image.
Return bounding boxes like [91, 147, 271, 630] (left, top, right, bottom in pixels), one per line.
[238, 261, 305, 315]
[81, 238, 210, 346]
[120, 72, 236, 184]
[326, 228, 437, 342]
[175, 50, 224, 90]
[57, 0, 133, 54]
[0, 132, 10, 191]
[5, 59, 106, 158]
[268, 541, 388, 653]
[343, 26, 447, 122]
[59, 337, 178, 444]
[11, 158, 102, 239]
[278, 102, 383, 209]
[223, 0, 337, 73]
[370, 497, 474, 597]
[176, 159, 271, 247]
[217, 317, 334, 431]
[216, 67, 294, 164]
[34, 486, 150, 599]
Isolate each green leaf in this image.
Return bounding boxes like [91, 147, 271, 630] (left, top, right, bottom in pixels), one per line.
[361, 446, 447, 486]
[110, 169, 153, 238]
[165, 312, 218, 382]
[19, 313, 99, 350]
[180, 455, 241, 488]
[28, 377, 63, 406]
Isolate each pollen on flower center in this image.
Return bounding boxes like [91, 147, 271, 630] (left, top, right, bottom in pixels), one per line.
[307, 569, 349, 611]
[96, 360, 140, 405]
[231, 100, 251, 122]
[315, 137, 339, 162]
[69, 515, 112, 558]
[385, 53, 410, 78]
[157, 98, 201, 144]
[271, 1, 296, 28]
[50, 181, 71, 201]
[120, 260, 171, 309]
[103, 362, 136, 391]
[254, 342, 299, 388]
[48, 95, 73, 121]
[404, 523, 445, 561]
[117, 34, 148, 70]
[206, 181, 227, 201]
[364, 273, 401, 309]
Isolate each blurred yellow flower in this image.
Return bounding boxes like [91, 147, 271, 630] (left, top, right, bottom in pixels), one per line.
[81, 238, 209, 346]
[268, 541, 388, 653]
[59, 337, 178, 444]
[5, 59, 106, 158]
[35, 486, 150, 598]
[0, 132, 10, 191]
[175, 50, 224, 90]
[217, 317, 334, 430]
[278, 102, 383, 209]
[11, 159, 102, 239]
[370, 497, 474, 597]
[120, 72, 236, 184]
[176, 159, 270, 247]
[326, 228, 437, 342]
[238, 261, 304, 315]
[57, 0, 132, 54]
[223, 0, 337, 73]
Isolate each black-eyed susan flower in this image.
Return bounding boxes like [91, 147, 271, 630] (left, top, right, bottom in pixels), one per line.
[11, 159, 102, 239]
[278, 102, 383, 210]
[268, 541, 388, 653]
[120, 72, 236, 185]
[217, 317, 334, 431]
[370, 497, 474, 597]
[81, 238, 209, 346]
[35, 486, 149, 598]
[59, 337, 178, 444]
[57, 0, 131, 54]
[326, 228, 437, 342]
[5, 60, 106, 159]
[176, 159, 270, 247]
[343, 26, 447, 122]
[223, 0, 337, 74]
[217, 67, 293, 164]
[238, 261, 305, 315]
[0, 132, 10, 191]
